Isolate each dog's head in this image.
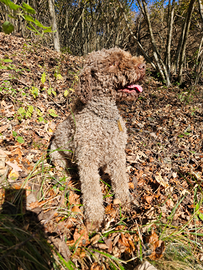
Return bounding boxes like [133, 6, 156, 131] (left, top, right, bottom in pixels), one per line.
[76, 47, 146, 103]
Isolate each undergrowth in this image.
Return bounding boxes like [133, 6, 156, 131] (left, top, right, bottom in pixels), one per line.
[1, 154, 203, 270]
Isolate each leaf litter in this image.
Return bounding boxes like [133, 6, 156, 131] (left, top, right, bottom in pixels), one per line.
[0, 32, 203, 269]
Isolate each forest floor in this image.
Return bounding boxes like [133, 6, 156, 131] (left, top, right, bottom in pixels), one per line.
[0, 32, 203, 270]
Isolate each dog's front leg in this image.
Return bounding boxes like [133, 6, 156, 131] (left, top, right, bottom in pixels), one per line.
[108, 156, 131, 205]
[78, 163, 104, 231]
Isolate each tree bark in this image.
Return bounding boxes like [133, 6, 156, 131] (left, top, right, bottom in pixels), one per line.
[178, 0, 195, 83]
[198, 0, 203, 23]
[137, 0, 170, 85]
[195, 0, 203, 84]
[48, 0, 60, 52]
[165, 0, 175, 78]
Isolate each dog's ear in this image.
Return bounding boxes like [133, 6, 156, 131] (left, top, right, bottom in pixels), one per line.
[76, 66, 93, 104]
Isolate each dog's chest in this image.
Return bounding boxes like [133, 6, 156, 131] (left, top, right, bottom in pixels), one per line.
[74, 113, 127, 151]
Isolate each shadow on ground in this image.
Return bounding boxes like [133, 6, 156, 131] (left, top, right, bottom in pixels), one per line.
[0, 188, 55, 270]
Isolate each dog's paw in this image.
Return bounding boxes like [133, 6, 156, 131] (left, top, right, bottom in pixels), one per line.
[84, 202, 104, 233]
[115, 192, 131, 205]
[86, 220, 102, 233]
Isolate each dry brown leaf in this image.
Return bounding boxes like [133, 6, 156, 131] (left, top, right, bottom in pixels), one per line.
[65, 218, 76, 229]
[71, 205, 81, 213]
[72, 247, 86, 259]
[73, 225, 89, 246]
[0, 149, 10, 156]
[10, 148, 23, 159]
[90, 234, 101, 245]
[136, 261, 158, 270]
[105, 204, 117, 217]
[166, 199, 174, 208]
[49, 236, 71, 261]
[104, 238, 113, 253]
[119, 233, 130, 248]
[0, 151, 8, 180]
[97, 243, 108, 249]
[0, 150, 7, 169]
[113, 198, 122, 205]
[90, 262, 104, 270]
[30, 200, 44, 209]
[0, 124, 9, 133]
[146, 230, 165, 260]
[154, 173, 169, 188]
[145, 195, 154, 204]
[128, 182, 135, 189]
[128, 238, 136, 252]
[112, 246, 121, 257]
[6, 161, 22, 172]
[69, 190, 80, 205]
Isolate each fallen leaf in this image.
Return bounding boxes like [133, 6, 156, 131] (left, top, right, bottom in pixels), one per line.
[72, 225, 89, 246]
[90, 234, 101, 244]
[71, 205, 81, 213]
[0, 124, 8, 133]
[119, 233, 130, 248]
[128, 182, 135, 189]
[0, 149, 10, 156]
[26, 153, 35, 162]
[97, 243, 108, 249]
[6, 161, 22, 172]
[105, 204, 117, 217]
[73, 247, 86, 259]
[166, 199, 174, 208]
[0, 150, 7, 171]
[90, 262, 104, 270]
[113, 198, 122, 205]
[136, 260, 158, 270]
[104, 238, 113, 253]
[145, 195, 154, 204]
[154, 173, 169, 188]
[69, 190, 80, 205]
[49, 236, 71, 261]
[146, 230, 165, 260]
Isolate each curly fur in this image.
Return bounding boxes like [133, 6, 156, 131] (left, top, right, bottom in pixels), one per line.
[49, 47, 145, 230]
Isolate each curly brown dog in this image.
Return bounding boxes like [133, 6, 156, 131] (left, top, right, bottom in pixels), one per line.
[49, 47, 146, 231]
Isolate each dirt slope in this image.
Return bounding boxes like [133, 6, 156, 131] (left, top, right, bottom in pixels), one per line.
[0, 32, 203, 269]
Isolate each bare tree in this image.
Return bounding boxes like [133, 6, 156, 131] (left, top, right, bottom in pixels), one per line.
[118, 0, 201, 85]
[48, 0, 60, 52]
[136, 0, 170, 85]
[177, 0, 196, 83]
[165, 0, 176, 78]
[194, 0, 203, 84]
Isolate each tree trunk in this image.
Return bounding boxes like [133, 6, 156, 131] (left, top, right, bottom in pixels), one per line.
[137, 0, 170, 85]
[165, 0, 175, 78]
[178, 0, 195, 83]
[48, 0, 60, 52]
[198, 0, 203, 23]
[194, 0, 203, 84]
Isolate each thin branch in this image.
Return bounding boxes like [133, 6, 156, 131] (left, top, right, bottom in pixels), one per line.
[117, 0, 155, 69]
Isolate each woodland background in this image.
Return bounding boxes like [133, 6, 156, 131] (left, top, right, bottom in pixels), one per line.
[0, 0, 203, 85]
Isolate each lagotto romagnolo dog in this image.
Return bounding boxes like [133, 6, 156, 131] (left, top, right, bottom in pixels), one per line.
[49, 47, 146, 231]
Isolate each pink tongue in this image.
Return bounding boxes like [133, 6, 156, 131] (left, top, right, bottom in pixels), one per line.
[127, 84, 143, 92]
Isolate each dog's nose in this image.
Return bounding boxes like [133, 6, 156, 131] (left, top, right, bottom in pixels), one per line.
[138, 63, 146, 71]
